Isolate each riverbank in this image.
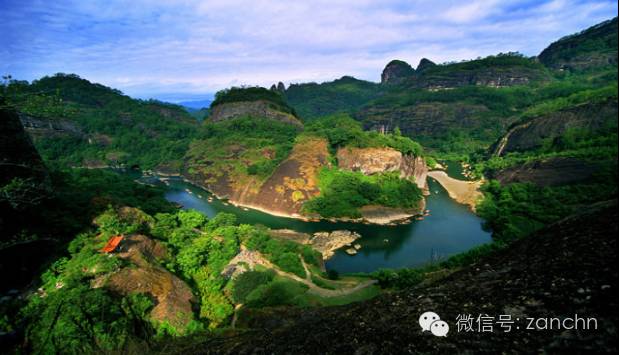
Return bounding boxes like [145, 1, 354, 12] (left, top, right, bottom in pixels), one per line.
[427, 171, 483, 211]
[177, 175, 424, 226]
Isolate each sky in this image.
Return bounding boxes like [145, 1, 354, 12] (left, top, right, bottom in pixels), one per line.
[1, 0, 617, 102]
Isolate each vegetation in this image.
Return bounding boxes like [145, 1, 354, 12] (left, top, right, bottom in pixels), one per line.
[284, 76, 381, 119]
[305, 114, 423, 155]
[211, 86, 296, 115]
[2, 73, 199, 170]
[303, 168, 422, 218]
[186, 116, 298, 183]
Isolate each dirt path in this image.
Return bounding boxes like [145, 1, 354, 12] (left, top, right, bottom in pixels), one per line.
[428, 171, 483, 211]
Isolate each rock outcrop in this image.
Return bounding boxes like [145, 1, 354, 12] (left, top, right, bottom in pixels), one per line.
[415, 58, 436, 73]
[492, 157, 596, 187]
[269, 229, 361, 260]
[336, 146, 428, 192]
[97, 234, 196, 332]
[494, 98, 617, 155]
[188, 137, 330, 217]
[381, 60, 415, 84]
[209, 100, 302, 127]
[356, 102, 492, 142]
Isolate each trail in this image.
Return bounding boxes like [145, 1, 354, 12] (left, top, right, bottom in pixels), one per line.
[427, 171, 482, 211]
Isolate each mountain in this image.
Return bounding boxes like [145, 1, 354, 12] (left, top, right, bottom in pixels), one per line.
[539, 17, 618, 70]
[3, 74, 199, 171]
[380, 59, 415, 84]
[184, 88, 428, 223]
[178, 98, 214, 110]
[283, 76, 381, 120]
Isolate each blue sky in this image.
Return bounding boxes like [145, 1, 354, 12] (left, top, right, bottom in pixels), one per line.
[1, 0, 616, 102]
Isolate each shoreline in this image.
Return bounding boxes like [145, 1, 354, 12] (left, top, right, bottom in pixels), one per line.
[427, 170, 482, 211]
[164, 173, 424, 226]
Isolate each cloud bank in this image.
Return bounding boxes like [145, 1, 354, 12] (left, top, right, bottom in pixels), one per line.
[1, 0, 616, 101]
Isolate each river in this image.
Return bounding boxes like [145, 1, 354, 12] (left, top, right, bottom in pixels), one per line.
[154, 161, 491, 273]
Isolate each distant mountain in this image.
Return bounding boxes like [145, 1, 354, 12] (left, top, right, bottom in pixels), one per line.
[539, 16, 618, 70]
[178, 98, 214, 110]
[283, 76, 381, 120]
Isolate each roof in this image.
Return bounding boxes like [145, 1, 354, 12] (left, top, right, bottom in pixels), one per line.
[101, 235, 124, 253]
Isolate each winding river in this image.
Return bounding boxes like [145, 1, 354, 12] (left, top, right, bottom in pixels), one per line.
[154, 162, 492, 273]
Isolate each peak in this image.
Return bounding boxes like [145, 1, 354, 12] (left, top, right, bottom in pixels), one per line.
[381, 60, 415, 84]
[416, 58, 436, 73]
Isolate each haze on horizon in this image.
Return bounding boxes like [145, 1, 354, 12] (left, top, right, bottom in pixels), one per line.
[1, 0, 617, 103]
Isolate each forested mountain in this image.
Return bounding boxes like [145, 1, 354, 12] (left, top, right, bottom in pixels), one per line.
[3, 74, 199, 171]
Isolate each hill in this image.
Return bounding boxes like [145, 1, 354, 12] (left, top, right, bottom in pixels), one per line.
[2, 74, 199, 171]
[539, 17, 618, 70]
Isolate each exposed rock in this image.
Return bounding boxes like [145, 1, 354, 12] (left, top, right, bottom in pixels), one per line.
[221, 246, 273, 279]
[309, 230, 361, 260]
[360, 204, 423, 224]
[495, 98, 618, 155]
[187, 137, 331, 217]
[356, 102, 492, 143]
[416, 58, 436, 73]
[267, 229, 361, 260]
[492, 157, 596, 187]
[336, 146, 428, 192]
[209, 100, 302, 127]
[345, 248, 357, 255]
[381, 60, 415, 84]
[99, 234, 196, 332]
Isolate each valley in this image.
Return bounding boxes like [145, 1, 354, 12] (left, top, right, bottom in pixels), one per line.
[1, 14, 617, 354]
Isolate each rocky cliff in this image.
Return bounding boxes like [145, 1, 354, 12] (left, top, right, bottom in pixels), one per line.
[381, 60, 415, 84]
[186, 137, 330, 217]
[491, 157, 595, 187]
[209, 100, 303, 127]
[494, 97, 618, 155]
[336, 146, 428, 193]
[356, 101, 493, 141]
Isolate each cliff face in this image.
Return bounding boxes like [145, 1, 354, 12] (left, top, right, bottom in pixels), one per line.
[0, 107, 49, 187]
[356, 102, 492, 140]
[336, 147, 428, 192]
[410, 66, 545, 90]
[492, 157, 595, 187]
[186, 137, 330, 216]
[209, 100, 303, 127]
[496, 98, 618, 155]
[381, 60, 415, 84]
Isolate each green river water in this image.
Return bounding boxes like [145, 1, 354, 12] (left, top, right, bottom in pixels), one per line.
[154, 161, 491, 273]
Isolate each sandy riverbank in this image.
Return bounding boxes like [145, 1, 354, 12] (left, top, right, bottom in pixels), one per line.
[427, 170, 483, 211]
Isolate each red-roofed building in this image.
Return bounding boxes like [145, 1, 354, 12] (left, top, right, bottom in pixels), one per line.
[101, 235, 124, 253]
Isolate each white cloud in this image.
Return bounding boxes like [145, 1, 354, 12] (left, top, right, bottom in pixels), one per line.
[1, 0, 617, 100]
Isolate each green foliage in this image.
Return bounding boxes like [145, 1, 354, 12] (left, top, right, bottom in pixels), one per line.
[305, 114, 423, 155]
[303, 168, 422, 218]
[232, 270, 276, 303]
[284, 76, 381, 119]
[477, 177, 617, 242]
[187, 116, 298, 182]
[3, 73, 198, 170]
[211, 86, 296, 115]
[245, 278, 309, 308]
